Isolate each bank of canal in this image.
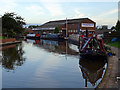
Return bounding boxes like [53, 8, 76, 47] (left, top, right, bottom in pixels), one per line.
[97, 44, 120, 89]
[2, 39, 107, 88]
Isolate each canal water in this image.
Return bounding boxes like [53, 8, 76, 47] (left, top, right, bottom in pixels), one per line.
[2, 39, 107, 88]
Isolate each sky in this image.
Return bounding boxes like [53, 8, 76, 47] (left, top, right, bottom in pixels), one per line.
[0, 0, 119, 28]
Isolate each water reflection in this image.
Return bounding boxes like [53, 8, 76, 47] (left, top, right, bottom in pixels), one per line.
[27, 39, 79, 56]
[2, 43, 26, 71]
[2, 39, 108, 88]
[26, 39, 107, 87]
[79, 57, 107, 87]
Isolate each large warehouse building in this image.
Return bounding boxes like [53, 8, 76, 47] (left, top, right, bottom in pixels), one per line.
[33, 18, 96, 36]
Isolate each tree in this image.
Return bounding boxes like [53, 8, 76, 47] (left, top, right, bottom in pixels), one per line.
[115, 20, 120, 32]
[54, 27, 59, 34]
[2, 12, 26, 37]
[111, 26, 115, 30]
[105, 20, 120, 43]
[28, 25, 40, 29]
[28, 25, 36, 29]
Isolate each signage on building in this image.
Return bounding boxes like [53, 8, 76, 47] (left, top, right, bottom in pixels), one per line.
[81, 23, 94, 27]
[80, 29, 95, 31]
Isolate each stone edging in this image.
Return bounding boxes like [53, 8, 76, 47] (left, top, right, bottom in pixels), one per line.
[0, 38, 16, 43]
[0, 38, 21, 47]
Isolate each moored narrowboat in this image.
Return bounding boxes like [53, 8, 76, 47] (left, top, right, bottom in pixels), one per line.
[40, 33, 64, 40]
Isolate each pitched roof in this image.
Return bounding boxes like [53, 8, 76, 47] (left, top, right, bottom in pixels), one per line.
[96, 29, 112, 34]
[40, 18, 95, 28]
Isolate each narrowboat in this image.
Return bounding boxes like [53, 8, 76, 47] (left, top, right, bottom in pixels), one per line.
[26, 33, 40, 39]
[40, 33, 64, 40]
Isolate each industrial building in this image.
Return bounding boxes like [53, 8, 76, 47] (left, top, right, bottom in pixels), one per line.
[33, 18, 96, 37]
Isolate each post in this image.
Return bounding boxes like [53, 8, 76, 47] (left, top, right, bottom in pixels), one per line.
[65, 40, 67, 60]
[77, 24, 79, 34]
[85, 79, 87, 87]
[66, 18, 67, 38]
[86, 27, 88, 37]
[78, 25, 80, 48]
[0, 16, 2, 90]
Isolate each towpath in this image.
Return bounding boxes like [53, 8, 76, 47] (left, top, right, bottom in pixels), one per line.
[97, 44, 120, 89]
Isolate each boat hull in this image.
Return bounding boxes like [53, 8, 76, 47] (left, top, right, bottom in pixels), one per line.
[80, 52, 107, 61]
[26, 36, 40, 39]
[40, 37, 64, 40]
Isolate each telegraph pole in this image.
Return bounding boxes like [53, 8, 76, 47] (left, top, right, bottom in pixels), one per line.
[66, 17, 67, 38]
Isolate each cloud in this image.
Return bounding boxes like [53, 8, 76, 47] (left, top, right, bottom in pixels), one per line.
[0, 0, 18, 15]
[26, 5, 45, 16]
[98, 8, 118, 17]
[6, 0, 119, 2]
[74, 9, 85, 18]
[45, 3, 64, 16]
[107, 9, 118, 15]
[41, 0, 64, 16]
[87, 8, 118, 26]
[90, 16, 117, 27]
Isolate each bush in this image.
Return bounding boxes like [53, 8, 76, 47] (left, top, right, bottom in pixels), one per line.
[54, 27, 59, 34]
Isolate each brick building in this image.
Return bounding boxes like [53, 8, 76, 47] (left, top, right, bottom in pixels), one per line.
[33, 18, 96, 36]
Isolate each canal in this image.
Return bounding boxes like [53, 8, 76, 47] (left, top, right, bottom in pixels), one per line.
[2, 39, 107, 88]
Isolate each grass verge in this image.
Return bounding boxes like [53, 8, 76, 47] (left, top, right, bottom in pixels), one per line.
[0, 36, 9, 39]
[106, 41, 120, 49]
